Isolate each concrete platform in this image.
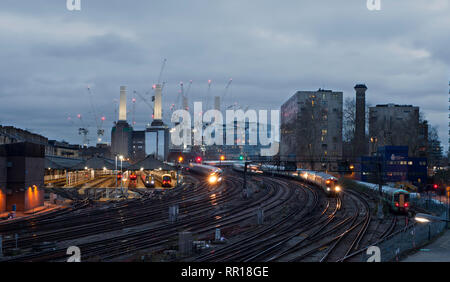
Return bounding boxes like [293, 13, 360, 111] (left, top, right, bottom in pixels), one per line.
[402, 229, 450, 262]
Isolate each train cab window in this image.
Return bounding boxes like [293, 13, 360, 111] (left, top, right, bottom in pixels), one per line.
[163, 176, 171, 182]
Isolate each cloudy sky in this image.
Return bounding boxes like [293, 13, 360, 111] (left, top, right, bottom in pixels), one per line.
[0, 0, 449, 150]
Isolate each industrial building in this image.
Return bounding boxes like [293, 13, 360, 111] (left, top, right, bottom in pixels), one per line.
[111, 86, 134, 159]
[0, 142, 45, 212]
[280, 89, 343, 171]
[368, 104, 428, 157]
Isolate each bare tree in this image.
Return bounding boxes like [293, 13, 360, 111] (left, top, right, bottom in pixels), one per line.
[343, 97, 355, 143]
[428, 125, 443, 167]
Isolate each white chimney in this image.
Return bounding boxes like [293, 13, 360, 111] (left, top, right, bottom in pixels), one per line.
[214, 96, 220, 111]
[119, 86, 127, 121]
[154, 84, 162, 120]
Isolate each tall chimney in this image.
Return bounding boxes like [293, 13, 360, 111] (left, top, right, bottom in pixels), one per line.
[119, 86, 127, 121]
[182, 95, 189, 111]
[214, 96, 220, 111]
[154, 84, 162, 121]
[354, 84, 367, 155]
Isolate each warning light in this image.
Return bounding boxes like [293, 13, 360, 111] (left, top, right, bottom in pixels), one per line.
[196, 157, 202, 163]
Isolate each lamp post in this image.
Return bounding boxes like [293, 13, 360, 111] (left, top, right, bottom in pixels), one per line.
[447, 187, 450, 229]
[371, 137, 383, 220]
[115, 155, 118, 188]
[119, 155, 124, 197]
[177, 156, 183, 186]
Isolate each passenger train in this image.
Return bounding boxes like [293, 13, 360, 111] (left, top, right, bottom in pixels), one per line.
[232, 163, 341, 197]
[355, 181, 411, 214]
[140, 173, 155, 188]
[152, 170, 173, 188]
[187, 163, 223, 185]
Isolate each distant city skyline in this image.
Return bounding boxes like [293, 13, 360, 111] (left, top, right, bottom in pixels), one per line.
[0, 1, 448, 151]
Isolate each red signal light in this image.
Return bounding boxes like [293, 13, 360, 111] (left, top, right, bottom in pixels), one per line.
[196, 157, 202, 163]
[404, 203, 409, 207]
[433, 184, 438, 189]
[395, 202, 399, 207]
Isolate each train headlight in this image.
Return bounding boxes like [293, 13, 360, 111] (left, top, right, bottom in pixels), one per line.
[208, 175, 218, 184]
[218, 177, 222, 182]
[327, 187, 331, 191]
[335, 186, 341, 192]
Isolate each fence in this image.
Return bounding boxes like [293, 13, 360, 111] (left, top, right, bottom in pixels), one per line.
[352, 198, 449, 262]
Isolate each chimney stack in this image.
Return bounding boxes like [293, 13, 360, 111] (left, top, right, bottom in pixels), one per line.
[214, 96, 220, 111]
[354, 84, 367, 156]
[119, 86, 127, 121]
[154, 84, 162, 121]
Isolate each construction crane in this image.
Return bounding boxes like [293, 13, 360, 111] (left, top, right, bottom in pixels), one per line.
[183, 80, 193, 111]
[131, 96, 136, 126]
[178, 81, 184, 111]
[221, 78, 233, 111]
[77, 114, 89, 147]
[157, 58, 167, 85]
[205, 79, 212, 110]
[86, 86, 105, 143]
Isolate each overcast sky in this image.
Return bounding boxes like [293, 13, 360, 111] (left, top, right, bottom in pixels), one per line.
[0, 0, 448, 151]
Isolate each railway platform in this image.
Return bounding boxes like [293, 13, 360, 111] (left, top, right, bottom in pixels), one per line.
[402, 229, 450, 262]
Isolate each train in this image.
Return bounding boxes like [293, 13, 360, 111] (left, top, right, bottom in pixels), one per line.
[187, 163, 223, 185]
[152, 170, 173, 188]
[232, 163, 341, 197]
[140, 173, 155, 188]
[355, 181, 411, 214]
[129, 172, 137, 181]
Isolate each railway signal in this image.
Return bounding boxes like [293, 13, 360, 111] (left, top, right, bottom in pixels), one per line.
[196, 156, 202, 163]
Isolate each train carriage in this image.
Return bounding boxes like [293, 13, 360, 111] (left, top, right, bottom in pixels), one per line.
[188, 163, 223, 185]
[140, 173, 155, 188]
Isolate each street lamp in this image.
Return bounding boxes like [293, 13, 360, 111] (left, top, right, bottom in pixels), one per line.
[415, 213, 450, 239]
[177, 156, 183, 186]
[119, 155, 124, 196]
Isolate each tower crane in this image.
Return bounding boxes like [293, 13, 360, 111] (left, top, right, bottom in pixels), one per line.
[77, 114, 89, 147]
[183, 80, 193, 111]
[86, 86, 105, 143]
[157, 58, 167, 85]
[178, 81, 184, 111]
[205, 79, 212, 110]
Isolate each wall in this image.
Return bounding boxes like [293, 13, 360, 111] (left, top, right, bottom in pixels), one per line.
[3, 142, 45, 211]
[0, 149, 6, 212]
